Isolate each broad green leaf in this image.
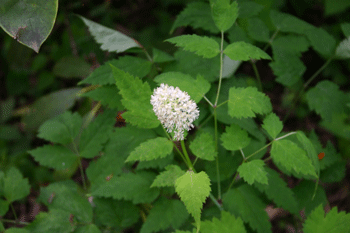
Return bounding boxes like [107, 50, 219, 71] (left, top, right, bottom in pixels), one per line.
[28, 145, 78, 170]
[79, 57, 152, 85]
[254, 168, 299, 214]
[3, 167, 30, 203]
[170, 2, 219, 34]
[271, 139, 317, 178]
[112, 65, 159, 128]
[237, 0, 264, 18]
[340, 23, 350, 37]
[271, 35, 309, 56]
[151, 165, 185, 188]
[303, 204, 350, 233]
[0, 199, 9, 216]
[22, 88, 81, 132]
[37, 181, 92, 223]
[237, 160, 268, 185]
[125, 137, 173, 162]
[221, 124, 251, 151]
[38, 111, 82, 145]
[306, 81, 346, 122]
[224, 42, 271, 61]
[324, 0, 350, 16]
[228, 86, 272, 118]
[189, 132, 217, 161]
[296, 131, 320, 174]
[136, 153, 174, 170]
[94, 198, 139, 228]
[140, 198, 189, 233]
[210, 0, 239, 32]
[79, 109, 115, 158]
[175, 171, 211, 229]
[201, 211, 246, 233]
[4, 228, 30, 233]
[53, 56, 90, 79]
[320, 161, 346, 183]
[304, 27, 336, 58]
[152, 48, 175, 63]
[79, 16, 140, 53]
[246, 17, 270, 42]
[165, 35, 220, 58]
[270, 10, 314, 34]
[154, 72, 210, 103]
[0, 0, 58, 52]
[74, 224, 101, 233]
[262, 113, 283, 139]
[25, 209, 75, 233]
[92, 171, 159, 204]
[335, 37, 350, 59]
[223, 184, 272, 233]
[83, 85, 123, 109]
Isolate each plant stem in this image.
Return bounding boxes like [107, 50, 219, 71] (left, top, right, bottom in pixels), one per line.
[1, 219, 29, 225]
[303, 56, 333, 88]
[227, 171, 239, 191]
[214, 108, 221, 200]
[181, 140, 194, 171]
[251, 60, 263, 92]
[214, 31, 225, 106]
[73, 142, 87, 190]
[10, 203, 17, 221]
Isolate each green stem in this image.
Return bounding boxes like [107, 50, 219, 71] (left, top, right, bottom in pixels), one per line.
[73, 142, 87, 190]
[304, 56, 333, 89]
[227, 171, 239, 191]
[181, 140, 194, 171]
[214, 109, 221, 200]
[214, 31, 225, 106]
[251, 60, 263, 92]
[263, 29, 279, 51]
[0, 219, 29, 225]
[10, 203, 17, 221]
[244, 142, 272, 161]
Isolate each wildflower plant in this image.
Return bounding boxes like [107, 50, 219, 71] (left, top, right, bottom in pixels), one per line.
[1, 0, 350, 233]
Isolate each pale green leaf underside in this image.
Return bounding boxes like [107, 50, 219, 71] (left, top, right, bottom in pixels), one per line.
[210, 0, 239, 32]
[201, 211, 246, 233]
[151, 165, 186, 188]
[262, 113, 283, 139]
[238, 160, 268, 185]
[221, 124, 251, 151]
[224, 42, 271, 61]
[189, 132, 217, 161]
[125, 137, 173, 162]
[165, 34, 220, 58]
[228, 86, 272, 119]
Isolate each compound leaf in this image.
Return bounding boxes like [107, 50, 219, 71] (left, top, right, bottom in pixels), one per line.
[151, 165, 186, 188]
[221, 124, 251, 151]
[189, 132, 217, 161]
[3, 167, 30, 203]
[237, 160, 268, 185]
[262, 113, 283, 139]
[224, 42, 271, 61]
[210, 0, 239, 32]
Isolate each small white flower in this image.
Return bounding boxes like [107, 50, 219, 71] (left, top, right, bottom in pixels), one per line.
[151, 83, 199, 140]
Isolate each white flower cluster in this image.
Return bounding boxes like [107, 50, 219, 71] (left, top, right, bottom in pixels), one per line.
[151, 83, 200, 141]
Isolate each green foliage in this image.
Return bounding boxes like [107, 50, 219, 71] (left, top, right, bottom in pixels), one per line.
[201, 211, 246, 233]
[82, 85, 123, 109]
[224, 42, 271, 61]
[335, 37, 350, 59]
[237, 160, 268, 185]
[262, 113, 283, 139]
[151, 165, 186, 188]
[221, 124, 251, 151]
[53, 56, 91, 79]
[246, 18, 270, 42]
[209, 0, 239, 32]
[189, 132, 217, 161]
[1, 167, 30, 203]
[304, 27, 337, 58]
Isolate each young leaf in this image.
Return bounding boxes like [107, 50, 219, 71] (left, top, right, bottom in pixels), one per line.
[154, 72, 210, 103]
[304, 27, 336, 58]
[221, 124, 251, 151]
[140, 198, 189, 233]
[262, 113, 283, 139]
[165, 35, 220, 58]
[237, 160, 268, 185]
[254, 168, 299, 214]
[125, 137, 173, 162]
[83, 85, 123, 109]
[28, 145, 78, 170]
[246, 17, 270, 42]
[296, 131, 320, 174]
[175, 171, 211, 230]
[79, 109, 115, 158]
[223, 184, 272, 233]
[335, 37, 350, 60]
[92, 171, 160, 204]
[170, 2, 219, 34]
[79, 16, 140, 53]
[189, 132, 217, 161]
[210, 0, 239, 32]
[3, 167, 30, 203]
[303, 205, 350, 233]
[224, 42, 271, 61]
[271, 139, 317, 178]
[38, 111, 82, 145]
[151, 165, 186, 188]
[228, 86, 272, 119]
[111, 65, 160, 129]
[201, 211, 246, 233]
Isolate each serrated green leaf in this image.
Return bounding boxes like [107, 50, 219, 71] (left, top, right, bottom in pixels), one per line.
[228, 86, 272, 118]
[74, 224, 101, 233]
[224, 42, 271, 61]
[111, 65, 159, 129]
[304, 27, 336, 58]
[320, 161, 346, 183]
[79, 57, 152, 85]
[170, 2, 219, 34]
[154, 72, 210, 103]
[254, 168, 299, 214]
[262, 113, 283, 139]
[324, 0, 350, 16]
[38, 111, 82, 145]
[79, 16, 140, 53]
[151, 165, 186, 188]
[175, 171, 211, 229]
[92, 171, 159, 204]
[165, 35, 220, 58]
[136, 153, 174, 170]
[210, 0, 238, 32]
[341, 23, 350, 37]
[28, 145, 78, 170]
[270, 10, 314, 34]
[237, 0, 264, 18]
[246, 17, 270, 42]
[221, 124, 251, 151]
[53, 56, 90, 79]
[79, 110, 115, 158]
[271, 139, 317, 178]
[125, 137, 173, 162]
[238, 160, 268, 185]
[83, 85, 123, 109]
[201, 211, 246, 233]
[335, 37, 350, 59]
[306, 81, 346, 122]
[140, 198, 189, 233]
[3, 167, 30, 202]
[152, 48, 175, 63]
[189, 132, 217, 161]
[223, 184, 272, 233]
[25, 209, 75, 233]
[296, 131, 320, 174]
